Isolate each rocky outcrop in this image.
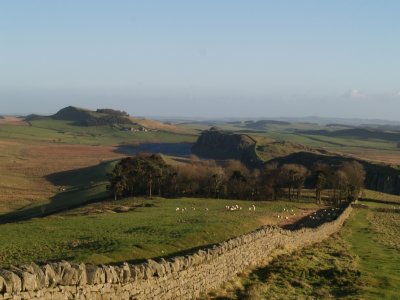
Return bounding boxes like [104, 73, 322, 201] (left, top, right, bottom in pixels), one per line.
[0, 205, 352, 300]
[192, 127, 263, 168]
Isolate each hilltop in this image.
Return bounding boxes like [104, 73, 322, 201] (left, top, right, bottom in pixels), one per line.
[24, 106, 192, 134]
[51, 106, 133, 126]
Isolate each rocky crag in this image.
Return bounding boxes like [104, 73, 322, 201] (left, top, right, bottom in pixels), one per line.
[191, 127, 263, 168]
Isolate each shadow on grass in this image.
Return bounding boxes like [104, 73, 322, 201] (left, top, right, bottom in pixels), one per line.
[114, 142, 193, 157]
[0, 161, 116, 224]
[282, 204, 347, 230]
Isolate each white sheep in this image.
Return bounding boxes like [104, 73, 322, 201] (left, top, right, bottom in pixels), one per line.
[176, 208, 180, 212]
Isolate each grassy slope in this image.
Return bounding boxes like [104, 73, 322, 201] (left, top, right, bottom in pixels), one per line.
[203, 234, 361, 300]
[205, 200, 400, 299]
[0, 160, 117, 222]
[363, 189, 400, 204]
[342, 204, 400, 299]
[0, 198, 320, 268]
[0, 119, 196, 145]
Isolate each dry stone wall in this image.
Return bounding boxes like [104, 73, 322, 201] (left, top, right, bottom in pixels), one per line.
[0, 206, 352, 300]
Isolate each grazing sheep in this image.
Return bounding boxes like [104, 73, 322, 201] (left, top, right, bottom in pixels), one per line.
[176, 208, 180, 212]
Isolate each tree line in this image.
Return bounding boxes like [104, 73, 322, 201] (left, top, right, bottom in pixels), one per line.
[107, 153, 365, 204]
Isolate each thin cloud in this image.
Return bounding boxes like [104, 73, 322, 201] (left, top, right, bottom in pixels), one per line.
[349, 88, 365, 99]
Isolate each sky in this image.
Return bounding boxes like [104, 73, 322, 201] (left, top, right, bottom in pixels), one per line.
[0, 1, 400, 119]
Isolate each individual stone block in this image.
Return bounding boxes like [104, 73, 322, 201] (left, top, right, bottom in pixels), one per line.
[41, 264, 57, 287]
[0, 269, 22, 293]
[9, 266, 38, 292]
[85, 265, 105, 285]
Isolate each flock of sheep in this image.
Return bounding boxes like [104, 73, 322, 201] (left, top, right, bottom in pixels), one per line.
[175, 204, 257, 212]
[174, 204, 344, 228]
[276, 207, 296, 220]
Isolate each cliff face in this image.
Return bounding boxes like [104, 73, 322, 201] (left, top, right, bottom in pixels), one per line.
[191, 127, 263, 168]
[270, 151, 400, 195]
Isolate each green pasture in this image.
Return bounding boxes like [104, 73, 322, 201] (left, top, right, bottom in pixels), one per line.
[0, 198, 319, 268]
[0, 119, 196, 145]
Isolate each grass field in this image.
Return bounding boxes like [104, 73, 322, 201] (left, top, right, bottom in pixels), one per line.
[0, 197, 321, 268]
[0, 139, 123, 214]
[0, 119, 196, 145]
[362, 189, 400, 204]
[205, 201, 400, 299]
[343, 203, 400, 299]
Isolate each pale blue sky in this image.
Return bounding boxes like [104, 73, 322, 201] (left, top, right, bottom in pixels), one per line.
[0, 1, 399, 119]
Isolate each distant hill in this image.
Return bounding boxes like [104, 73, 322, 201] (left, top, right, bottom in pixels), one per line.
[297, 128, 400, 142]
[244, 119, 291, 130]
[24, 106, 194, 134]
[325, 123, 355, 129]
[52, 106, 133, 126]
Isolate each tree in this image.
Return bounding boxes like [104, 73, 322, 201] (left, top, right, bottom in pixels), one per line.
[107, 164, 126, 200]
[311, 162, 331, 204]
[107, 154, 169, 199]
[228, 170, 248, 199]
[263, 162, 282, 200]
[210, 169, 225, 199]
[280, 164, 309, 201]
[339, 161, 366, 202]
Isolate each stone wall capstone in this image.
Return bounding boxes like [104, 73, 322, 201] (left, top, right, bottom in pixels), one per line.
[0, 205, 352, 300]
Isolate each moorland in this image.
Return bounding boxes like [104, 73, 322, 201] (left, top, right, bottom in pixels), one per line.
[1, 106, 400, 299]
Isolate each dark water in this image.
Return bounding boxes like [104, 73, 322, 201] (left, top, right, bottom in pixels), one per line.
[116, 143, 193, 157]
